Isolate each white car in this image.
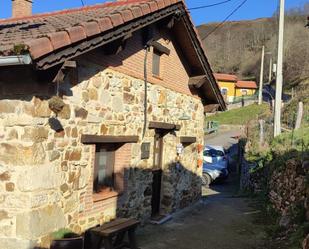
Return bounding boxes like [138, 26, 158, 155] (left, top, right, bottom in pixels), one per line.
[202, 145, 229, 186]
[202, 165, 221, 186]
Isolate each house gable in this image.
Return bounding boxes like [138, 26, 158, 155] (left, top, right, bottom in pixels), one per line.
[0, 0, 226, 110]
[77, 27, 193, 97]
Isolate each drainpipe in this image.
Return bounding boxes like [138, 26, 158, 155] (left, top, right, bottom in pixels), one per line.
[142, 45, 150, 139]
[0, 54, 32, 66]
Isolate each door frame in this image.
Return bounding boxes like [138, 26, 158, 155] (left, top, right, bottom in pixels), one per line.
[151, 131, 165, 217]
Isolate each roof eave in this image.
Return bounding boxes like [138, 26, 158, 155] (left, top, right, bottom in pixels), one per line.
[181, 14, 226, 111]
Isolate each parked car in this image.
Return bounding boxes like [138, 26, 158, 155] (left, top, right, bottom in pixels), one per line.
[202, 145, 229, 186]
[202, 164, 221, 186]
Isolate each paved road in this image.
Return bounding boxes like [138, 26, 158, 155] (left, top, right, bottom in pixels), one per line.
[137, 129, 269, 249]
[205, 129, 242, 150]
[137, 176, 267, 249]
[205, 129, 243, 173]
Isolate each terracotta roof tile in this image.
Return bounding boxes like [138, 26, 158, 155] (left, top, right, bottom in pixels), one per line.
[26, 37, 53, 58]
[109, 13, 124, 26]
[0, 0, 182, 58]
[213, 73, 238, 82]
[66, 26, 87, 43]
[157, 0, 166, 8]
[235, 81, 258, 89]
[119, 9, 134, 22]
[148, 1, 159, 12]
[140, 3, 151, 15]
[131, 6, 143, 18]
[48, 31, 71, 50]
[82, 21, 101, 37]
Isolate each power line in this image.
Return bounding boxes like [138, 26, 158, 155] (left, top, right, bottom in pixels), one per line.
[80, 0, 85, 6]
[188, 0, 233, 11]
[202, 0, 250, 40]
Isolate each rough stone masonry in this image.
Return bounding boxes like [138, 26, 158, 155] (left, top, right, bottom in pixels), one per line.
[0, 64, 204, 248]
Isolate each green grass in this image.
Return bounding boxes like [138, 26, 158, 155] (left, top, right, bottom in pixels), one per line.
[271, 126, 309, 153]
[52, 228, 74, 239]
[205, 104, 269, 125]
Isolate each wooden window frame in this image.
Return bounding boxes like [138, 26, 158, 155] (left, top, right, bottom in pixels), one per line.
[81, 135, 136, 202]
[93, 144, 119, 202]
[152, 49, 162, 77]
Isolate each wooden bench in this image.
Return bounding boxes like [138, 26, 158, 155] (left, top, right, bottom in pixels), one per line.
[89, 218, 140, 249]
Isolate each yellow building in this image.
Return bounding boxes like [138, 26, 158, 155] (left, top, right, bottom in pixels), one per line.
[214, 73, 257, 103]
[235, 81, 258, 97]
[214, 73, 238, 103]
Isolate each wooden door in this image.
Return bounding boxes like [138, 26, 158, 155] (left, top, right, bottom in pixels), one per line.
[153, 133, 163, 170]
[151, 133, 164, 217]
[151, 169, 162, 217]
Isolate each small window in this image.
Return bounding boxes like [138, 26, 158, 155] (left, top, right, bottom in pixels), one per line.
[221, 88, 228, 95]
[93, 145, 115, 193]
[241, 89, 248, 96]
[152, 49, 161, 76]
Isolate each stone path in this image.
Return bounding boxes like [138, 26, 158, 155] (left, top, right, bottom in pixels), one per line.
[137, 176, 268, 249]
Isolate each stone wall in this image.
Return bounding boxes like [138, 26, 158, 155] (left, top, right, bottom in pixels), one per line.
[0, 63, 204, 248]
[240, 155, 309, 248]
[269, 159, 308, 227]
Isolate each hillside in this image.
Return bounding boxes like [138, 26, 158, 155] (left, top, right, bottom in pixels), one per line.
[205, 104, 269, 125]
[197, 5, 309, 89]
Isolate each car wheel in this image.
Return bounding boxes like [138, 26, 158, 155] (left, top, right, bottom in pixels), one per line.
[202, 173, 212, 187]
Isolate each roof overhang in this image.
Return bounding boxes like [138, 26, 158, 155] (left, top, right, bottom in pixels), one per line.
[188, 75, 226, 111]
[28, 3, 183, 70]
[33, 2, 226, 110]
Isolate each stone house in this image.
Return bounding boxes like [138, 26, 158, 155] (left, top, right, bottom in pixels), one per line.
[0, 0, 225, 248]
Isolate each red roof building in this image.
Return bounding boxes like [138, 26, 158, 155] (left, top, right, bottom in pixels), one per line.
[213, 73, 238, 82]
[213, 73, 257, 103]
[235, 81, 258, 89]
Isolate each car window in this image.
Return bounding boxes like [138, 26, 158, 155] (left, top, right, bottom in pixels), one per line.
[204, 149, 224, 157]
[215, 150, 225, 157]
[203, 150, 212, 157]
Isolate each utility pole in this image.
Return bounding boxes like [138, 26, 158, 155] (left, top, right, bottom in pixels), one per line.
[269, 57, 272, 83]
[274, 0, 285, 137]
[258, 45, 265, 105]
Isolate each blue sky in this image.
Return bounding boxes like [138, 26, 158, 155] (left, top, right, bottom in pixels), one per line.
[0, 0, 307, 25]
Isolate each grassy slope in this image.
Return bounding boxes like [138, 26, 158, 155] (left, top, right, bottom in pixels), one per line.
[205, 104, 269, 125]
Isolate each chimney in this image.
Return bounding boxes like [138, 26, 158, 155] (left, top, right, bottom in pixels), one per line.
[12, 0, 32, 18]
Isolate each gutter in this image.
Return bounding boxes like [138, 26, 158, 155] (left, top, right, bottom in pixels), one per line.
[0, 54, 32, 66]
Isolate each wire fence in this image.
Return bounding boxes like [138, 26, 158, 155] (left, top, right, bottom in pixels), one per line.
[230, 93, 258, 104]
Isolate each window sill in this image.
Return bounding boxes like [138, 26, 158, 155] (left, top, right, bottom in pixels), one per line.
[152, 74, 163, 80]
[93, 190, 120, 202]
